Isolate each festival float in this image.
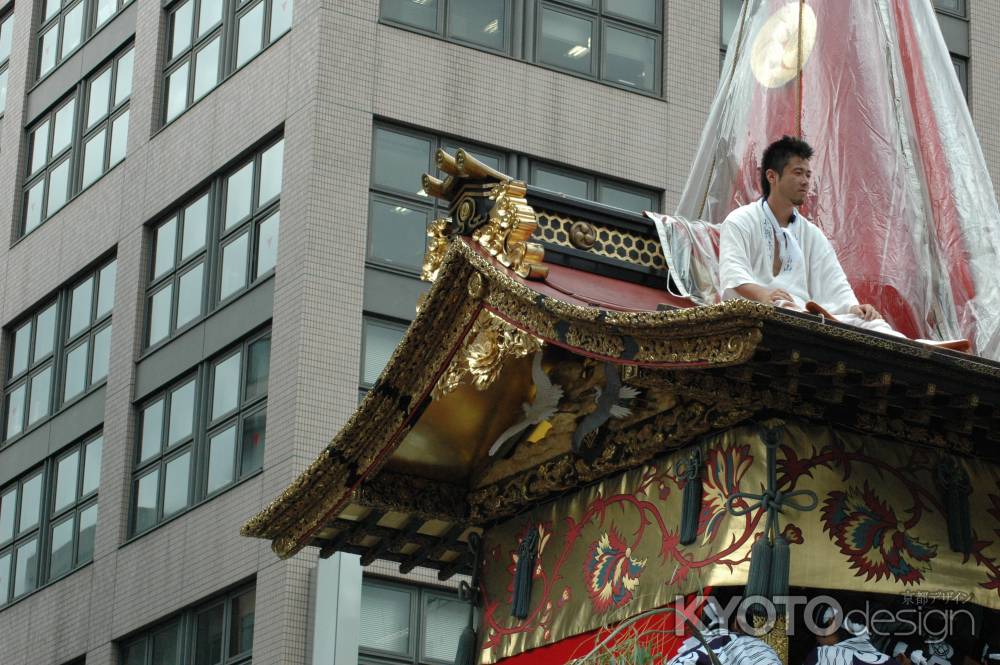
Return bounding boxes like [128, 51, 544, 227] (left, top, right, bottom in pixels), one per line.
[242, 0, 1000, 662]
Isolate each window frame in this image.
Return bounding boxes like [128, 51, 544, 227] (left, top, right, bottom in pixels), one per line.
[3, 256, 117, 443]
[161, 0, 294, 125]
[0, 431, 102, 608]
[0, 9, 14, 115]
[36, 0, 133, 81]
[144, 136, 283, 350]
[129, 329, 270, 537]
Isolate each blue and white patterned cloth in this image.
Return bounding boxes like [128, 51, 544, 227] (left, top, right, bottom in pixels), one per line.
[665, 629, 782, 665]
[804, 634, 902, 665]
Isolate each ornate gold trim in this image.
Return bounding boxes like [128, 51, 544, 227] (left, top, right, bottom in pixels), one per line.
[474, 181, 549, 280]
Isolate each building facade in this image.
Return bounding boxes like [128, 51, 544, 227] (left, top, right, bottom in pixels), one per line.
[0, 1, 992, 664]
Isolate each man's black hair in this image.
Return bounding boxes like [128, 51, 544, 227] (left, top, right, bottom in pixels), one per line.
[760, 135, 814, 198]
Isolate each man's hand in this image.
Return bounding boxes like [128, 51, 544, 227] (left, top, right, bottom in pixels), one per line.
[850, 304, 881, 321]
[766, 288, 795, 305]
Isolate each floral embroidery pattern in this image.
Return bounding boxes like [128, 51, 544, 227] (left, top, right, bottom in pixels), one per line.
[584, 528, 647, 613]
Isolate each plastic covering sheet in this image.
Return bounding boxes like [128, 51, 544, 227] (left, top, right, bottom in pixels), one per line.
[675, 0, 1000, 357]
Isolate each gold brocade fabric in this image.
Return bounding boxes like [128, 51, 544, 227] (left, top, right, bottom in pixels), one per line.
[478, 422, 1000, 663]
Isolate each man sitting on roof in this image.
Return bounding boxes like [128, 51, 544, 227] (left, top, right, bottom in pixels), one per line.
[719, 136, 899, 335]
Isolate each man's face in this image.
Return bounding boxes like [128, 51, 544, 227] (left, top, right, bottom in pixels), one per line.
[769, 155, 812, 206]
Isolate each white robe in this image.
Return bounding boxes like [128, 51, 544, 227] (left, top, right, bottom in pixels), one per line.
[719, 201, 900, 336]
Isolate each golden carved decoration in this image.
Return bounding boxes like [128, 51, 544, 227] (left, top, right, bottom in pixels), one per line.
[422, 218, 453, 283]
[473, 180, 549, 280]
[751, 2, 817, 88]
[467, 272, 486, 300]
[433, 310, 543, 400]
[569, 220, 597, 250]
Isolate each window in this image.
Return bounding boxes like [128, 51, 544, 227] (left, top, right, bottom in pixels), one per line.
[380, 0, 662, 94]
[358, 578, 467, 665]
[130, 330, 270, 536]
[146, 138, 282, 348]
[163, 0, 294, 123]
[530, 162, 658, 212]
[361, 317, 406, 388]
[4, 258, 116, 441]
[22, 46, 134, 236]
[0, 11, 13, 115]
[720, 0, 742, 53]
[934, 0, 965, 16]
[37, 0, 133, 79]
[0, 433, 102, 606]
[120, 583, 255, 665]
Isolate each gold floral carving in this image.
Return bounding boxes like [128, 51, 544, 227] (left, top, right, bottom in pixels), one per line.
[422, 218, 454, 283]
[474, 180, 549, 280]
[433, 310, 542, 400]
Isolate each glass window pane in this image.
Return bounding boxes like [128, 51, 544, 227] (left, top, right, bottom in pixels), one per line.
[199, 0, 223, 36]
[152, 623, 180, 665]
[607, 0, 656, 24]
[134, 469, 159, 532]
[39, 24, 59, 76]
[236, 2, 264, 67]
[0, 488, 15, 543]
[219, 233, 249, 300]
[82, 128, 108, 188]
[0, 14, 13, 62]
[110, 110, 129, 166]
[64, 341, 89, 401]
[598, 183, 655, 213]
[258, 140, 283, 205]
[154, 218, 178, 279]
[182, 195, 209, 259]
[422, 594, 468, 662]
[532, 166, 589, 198]
[24, 181, 45, 234]
[140, 399, 164, 462]
[49, 516, 74, 578]
[362, 319, 406, 385]
[171, 1, 194, 58]
[212, 353, 241, 419]
[148, 284, 173, 346]
[115, 49, 135, 105]
[77, 503, 97, 564]
[270, 0, 293, 40]
[230, 590, 255, 656]
[30, 121, 50, 175]
[5, 384, 25, 437]
[245, 337, 270, 401]
[195, 604, 224, 665]
[91, 324, 112, 383]
[0, 552, 8, 605]
[44, 0, 60, 22]
[97, 261, 117, 319]
[207, 426, 235, 493]
[69, 277, 94, 338]
[13, 537, 37, 597]
[88, 68, 112, 128]
[54, 450, 80, 512]
[53, 99, 76, 155]
[256, 212, 279, 277]
[935, 0, 963, 14]
[168, 379, 196, 445]
[162, 452, 190, 517]
[359, 583, 411, 654]
[28, 366, 52, 424]
[448, 0, 505, 50]
[82, 436, 102, 495]
[0, 68, 8, 114]
[176, 262, 204, 329]
[47, 159, 70, 214]
[605, 26, 656, 92]
[35, 304, 57, 361]
[539, 8, 594, 75]
[97, 0, 116, 27]
[193, 36, 220, 101]
[369, 199, 428, 271]
[61, 2, 84, 57]
[11, 322, 31, 377]
[373, 128, 431, 195]
[721, 0, 743, 48]
[19, 473, 42, 532]
[121, 639, 146, 665]
[165, 62, 190, 122]
[240, 409, 265, 476]
[224, 163, 253, 229]
[381, 0, 438, 31]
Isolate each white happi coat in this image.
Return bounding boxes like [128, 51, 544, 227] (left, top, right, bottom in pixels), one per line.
[719, 200, 898, 335]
